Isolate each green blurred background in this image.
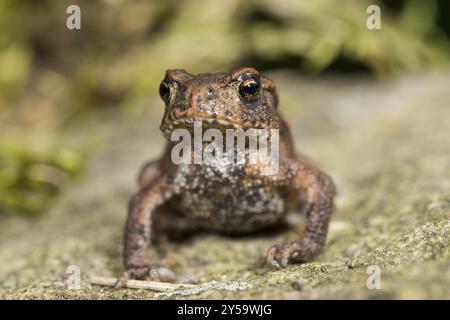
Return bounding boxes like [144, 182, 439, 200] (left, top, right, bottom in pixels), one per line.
[0, 0, 449, 216]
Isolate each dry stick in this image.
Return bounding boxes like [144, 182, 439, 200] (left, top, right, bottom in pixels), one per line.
[89, 276, 196, 291]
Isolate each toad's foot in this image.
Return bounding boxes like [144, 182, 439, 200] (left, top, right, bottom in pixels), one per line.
[265, 239, 322, 269]
[114, 262, 176, 289]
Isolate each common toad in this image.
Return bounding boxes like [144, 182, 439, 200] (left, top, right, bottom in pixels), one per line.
[117, 67, 335, 286]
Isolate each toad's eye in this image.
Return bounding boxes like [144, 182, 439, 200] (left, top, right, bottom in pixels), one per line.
[238, 75, 260, 102]
[159, 82, 171, 103]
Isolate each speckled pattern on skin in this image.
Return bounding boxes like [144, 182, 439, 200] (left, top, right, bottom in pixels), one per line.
[116, 67, 336, 287]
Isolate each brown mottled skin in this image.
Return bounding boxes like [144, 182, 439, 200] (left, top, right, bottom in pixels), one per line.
[116, 67, 335, 287]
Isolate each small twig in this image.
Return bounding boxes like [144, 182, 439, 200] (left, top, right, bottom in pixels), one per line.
[89, 276, 196, 291]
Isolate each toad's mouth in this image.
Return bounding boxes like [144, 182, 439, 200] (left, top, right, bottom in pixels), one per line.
[161, 116, 267, 139]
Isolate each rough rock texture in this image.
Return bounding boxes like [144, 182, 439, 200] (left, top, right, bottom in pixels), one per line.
[1, 72, 449, 299]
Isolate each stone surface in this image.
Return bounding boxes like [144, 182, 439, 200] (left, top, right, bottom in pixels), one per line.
[0, 72, 449, 299]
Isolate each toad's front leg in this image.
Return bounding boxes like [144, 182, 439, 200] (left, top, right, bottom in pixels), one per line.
[266, 158, 336, 268]
[115, 175, 177, 288]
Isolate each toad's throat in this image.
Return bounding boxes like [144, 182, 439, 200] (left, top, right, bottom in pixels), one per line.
[161, 116, 268, 139]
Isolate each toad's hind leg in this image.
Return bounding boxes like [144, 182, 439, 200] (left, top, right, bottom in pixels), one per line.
[266, 158, 336, 268]
[152, 203, 200, 243]
[136, 159, 161, 188]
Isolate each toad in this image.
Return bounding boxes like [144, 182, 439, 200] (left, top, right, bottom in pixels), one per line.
[116, 67, 335, 286]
